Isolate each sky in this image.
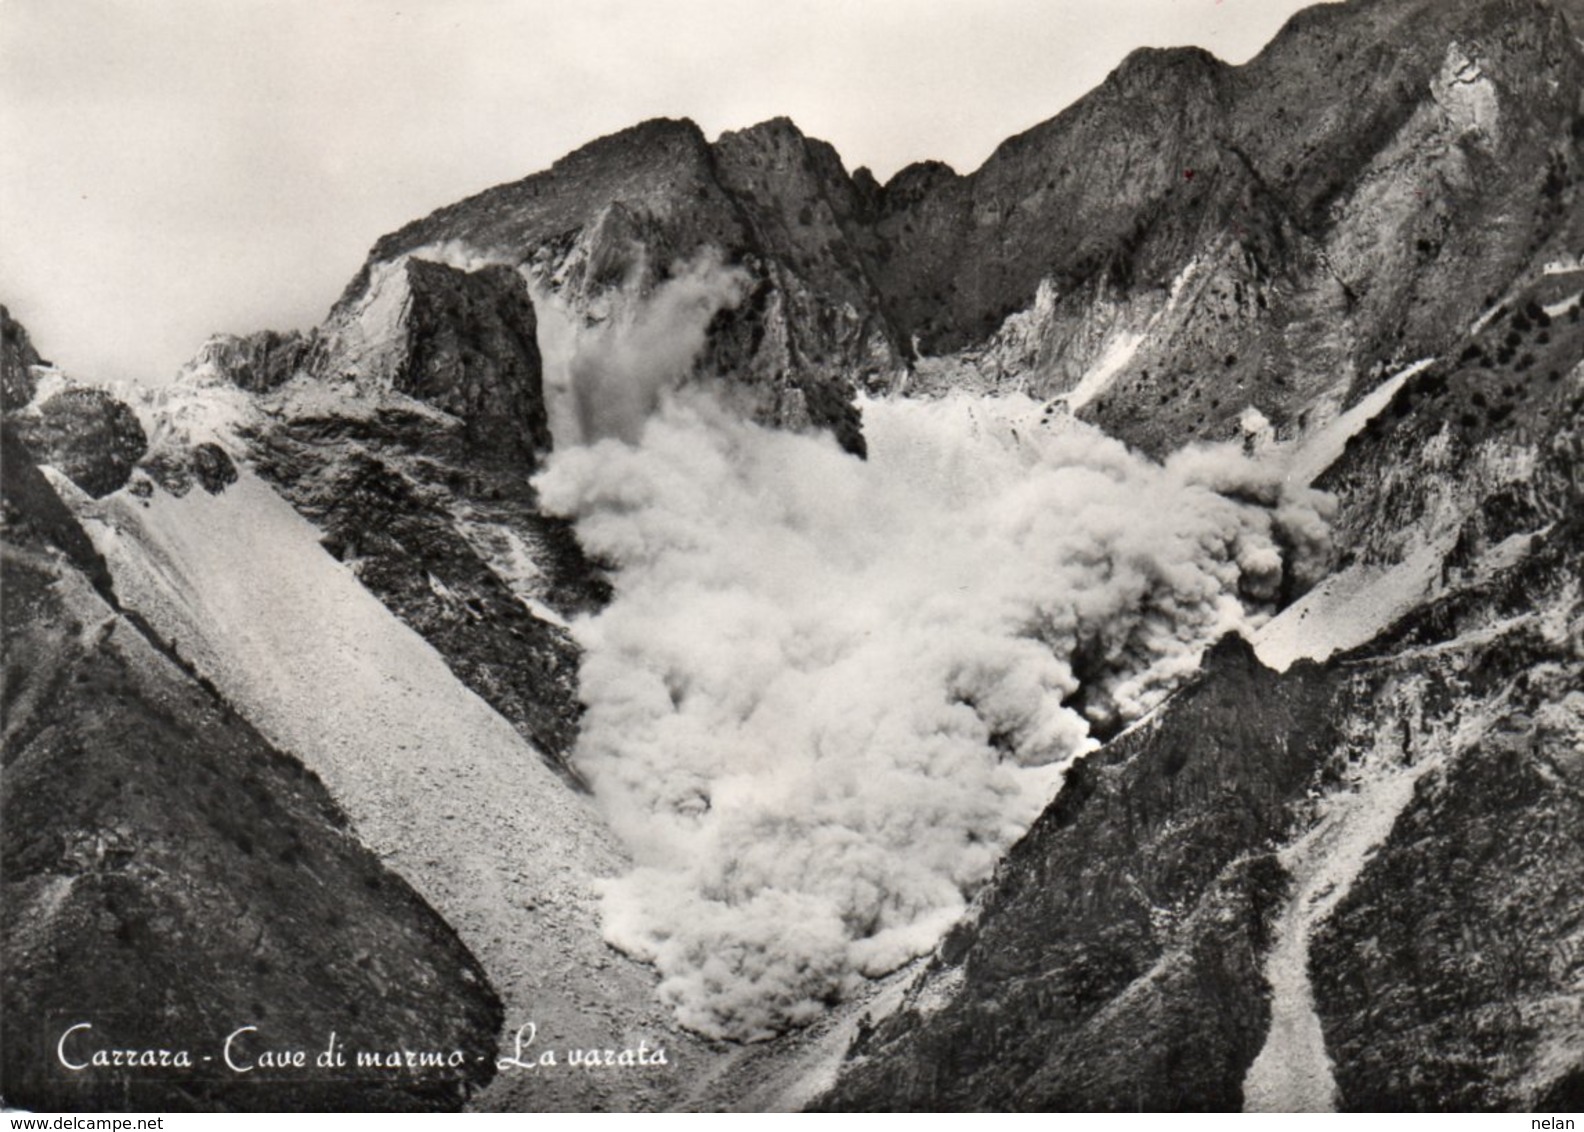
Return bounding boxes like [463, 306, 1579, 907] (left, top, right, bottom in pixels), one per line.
[1, 0, 1329, 385]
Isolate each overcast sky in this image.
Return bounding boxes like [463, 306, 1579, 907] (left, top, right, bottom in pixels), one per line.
[1, 0, 1327, 385]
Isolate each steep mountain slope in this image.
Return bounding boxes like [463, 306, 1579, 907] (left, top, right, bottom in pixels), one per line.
[807, 36, 1584, 1092]
[817, 513, 1582, 1109]
[49, 466, 718, 1112]
[813, 635, 1328, 1111]
[1, 353, 503, 1111]
[1307, 516, 1584, 1111]
[890, 0, 1584, 455]
[18, 324, 725, 1112]
[352, 117, 881, 455]
[168, 0, 1583, 802]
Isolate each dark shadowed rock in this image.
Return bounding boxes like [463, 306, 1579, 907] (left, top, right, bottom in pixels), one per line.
[2, 304, 45, 411]
[190, 441, 239, 494]
[181, 254, 604, 781]
[139, 448, 196, 496]
[239, 410, 602, 783]
[818, 510, 1584, 1111]
[814, 636, 1337, 1111]
[393, 259, 552, 466]
[14, 388, 148, 497]
[304, 257, 553, 469]
[1303, 513, 1584, 1111]
[1, 421, 116, 602]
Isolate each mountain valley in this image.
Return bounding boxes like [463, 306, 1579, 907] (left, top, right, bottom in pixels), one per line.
[4, 0, 1583, 1112]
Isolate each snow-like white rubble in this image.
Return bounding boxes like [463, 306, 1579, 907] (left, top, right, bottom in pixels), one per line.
[1282, 358, 1434, 490]
[1253, 537, 1448, 671]
[1243, 689, 1450, 1112]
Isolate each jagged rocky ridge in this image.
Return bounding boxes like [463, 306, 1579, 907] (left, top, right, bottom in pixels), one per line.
[166, 0, 1584, 784]
[3, 0, 1582, 1112]
[816, 505, 1584, 1111]
[301, 0, 1584, 464]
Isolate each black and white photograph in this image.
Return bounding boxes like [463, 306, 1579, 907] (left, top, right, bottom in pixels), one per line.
[2, 0, 1582, 1116]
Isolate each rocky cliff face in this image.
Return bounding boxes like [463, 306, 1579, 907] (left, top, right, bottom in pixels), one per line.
[799, 4, 1584, 1101]
[308, 258, 553, 467]
[812, 635, 1330, 1111]
[815, 370, 1583, 1109]
[353, 116, 886, 456]
[1308, 515, 1584, 1112]
[164, 0, 1582, 563]
[888, 0, 1584, 457]
[816, 500, 1582, 1110]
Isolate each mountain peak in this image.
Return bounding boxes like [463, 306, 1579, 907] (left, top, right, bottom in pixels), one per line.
[548, 115, 711, 175]
[1106, 43, 1229, 88]
[717, 115, 808, 144]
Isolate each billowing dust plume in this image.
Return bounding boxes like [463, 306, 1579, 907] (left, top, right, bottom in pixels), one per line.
[534, 256, 1333, 1041]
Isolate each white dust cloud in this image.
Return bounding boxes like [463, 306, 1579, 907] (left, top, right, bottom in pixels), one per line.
[535, 269, 1334, 1039]
[405, 239, 751, 447]
[567, 252, 750, 445]
[515, 247, 750, 447]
